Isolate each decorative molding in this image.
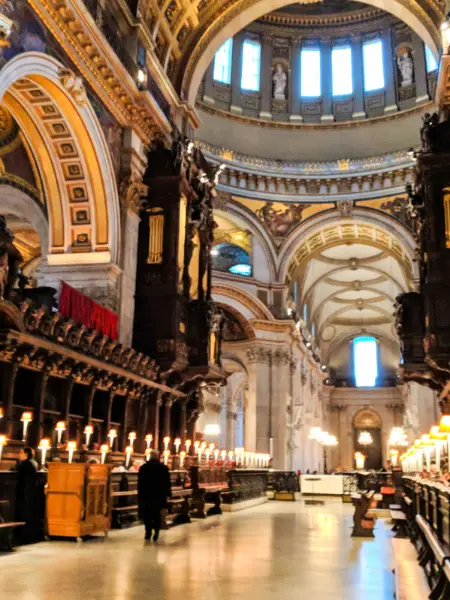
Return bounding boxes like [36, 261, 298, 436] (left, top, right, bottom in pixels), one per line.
[246, 345, 271, 364]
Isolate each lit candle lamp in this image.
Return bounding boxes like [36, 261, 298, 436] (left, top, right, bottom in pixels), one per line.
[67, 441, 76, 463]
[205, 449, 211, 462]
[55, 421, 66, 445]
[108, 428, 117, 450]
[389, 449, 399, 468]
[234, 448, 240, 465]
[20, 411, 32, 441]
[174, 437, 181, 455]
[221, 450, 226, 461]
[201, 441, 206, 450]
[163, 436, 170, 452]
[145, 448, 151, 461]
[38, 439, 50, 467]
[228, 450, 233, 462]
[84, 425, 93, 448]
[209, 443, 215, 452]
[100, 444, 109, 464]
[163, 450, 170, 466]
[128, 431, 137, 448]
[194, 441, 200, 454]
[145, 434, 153, 449]
[125, 445, 133, 468]
[185, 439, 192, 455]
[197, 447, 203, 464]
[180, 451, 186, 468]
[0, 435, 6, 462]
[214, 449, 219, 462]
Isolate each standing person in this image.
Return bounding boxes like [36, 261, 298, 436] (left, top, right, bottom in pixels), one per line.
[138, 449, 171, 542]
[15, 447, 39, 544]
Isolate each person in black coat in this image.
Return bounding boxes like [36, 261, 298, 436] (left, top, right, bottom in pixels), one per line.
[138, 450, 172, 541]
[15, 447, 39, 544]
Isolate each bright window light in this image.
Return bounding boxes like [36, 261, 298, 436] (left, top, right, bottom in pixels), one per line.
[353, 336, 378, 387]
[301, 48, 321, 97]
[363, 40, 385, 92]
[213, 38, 233, 84]
[425, 45, 438, 73]
[303, 304, 308, 320]
[241, 39, 261, 91]
[332, 46, 353, 96]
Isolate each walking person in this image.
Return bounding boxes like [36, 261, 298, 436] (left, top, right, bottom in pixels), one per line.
[138, 449, 171, 542]
[14, 447, 39, 544]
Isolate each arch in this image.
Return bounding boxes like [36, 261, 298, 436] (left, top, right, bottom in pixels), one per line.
[278, 208, 418, 283]
[218, 302, 256, 340]
[0, 185, 49, 259]
[353, 407, 382, 429]
[0, 53, 120, 262]
[213, 282, 273, 322]
[182, 0, 441, 105]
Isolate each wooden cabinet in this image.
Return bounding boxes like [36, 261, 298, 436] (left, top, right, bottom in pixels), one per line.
[46, 463, 111, 539]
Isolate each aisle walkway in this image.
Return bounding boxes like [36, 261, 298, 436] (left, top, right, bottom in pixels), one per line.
[1, 500, 394, 600]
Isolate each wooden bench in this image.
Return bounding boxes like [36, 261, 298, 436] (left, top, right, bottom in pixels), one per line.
[351, 490, 375, 537]
[415, 514, 450, 596]
[0, 499, 25, 552]
[392, 538, 430, 600]
[390, 509, 409, 538]
[163, 489, 193, 528]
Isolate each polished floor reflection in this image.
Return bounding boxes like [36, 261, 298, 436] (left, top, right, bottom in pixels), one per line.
[1, 500, 394, 600]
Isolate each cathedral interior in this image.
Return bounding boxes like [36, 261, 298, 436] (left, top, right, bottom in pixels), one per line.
[1, 0, 450, 598]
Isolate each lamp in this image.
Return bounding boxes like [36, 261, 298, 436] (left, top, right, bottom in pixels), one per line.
[430, 426, 447, 471]
[0, 434, 6, 462]
[438, 415, 450, 462]
[163, 436, 170, 452]
[388, 426, 408, 447]
[38, 439, 50, 467]
[108, 428, 117, 450]
[419, 434, 435, 471]
[354, 451, 366, 470]
[128, 431, 137, 448]
[179, 451, 186, 468]
[174, 438, 181, 455]
[389, 449, 399, 468]
[67, 441, 76, 464]
[308, 427, 322, 440]
[125, 445, 133, 468]
[84, 425, 93, 448]
[100, 444, 109, 464]
[55, 421, 66, 445]
[20, 412, 32, 442]
[185, 439, 192, 455]
[163, 450, 170, 466]
[358, 431, 373, 446]
[145, 434, 153, 450]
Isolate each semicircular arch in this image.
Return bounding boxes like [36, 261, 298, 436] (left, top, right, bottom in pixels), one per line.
[182, 0, 441, 106]
[213, 282, 273, 322]
[0, 52, 120, 262]
[353, 407, 382, 429]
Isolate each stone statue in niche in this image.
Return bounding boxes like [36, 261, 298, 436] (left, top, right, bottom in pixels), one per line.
[272, 64, 287, 100]
[397, 50, 414, 87]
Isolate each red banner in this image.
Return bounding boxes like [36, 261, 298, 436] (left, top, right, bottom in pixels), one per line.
[59, 282, 118, 340]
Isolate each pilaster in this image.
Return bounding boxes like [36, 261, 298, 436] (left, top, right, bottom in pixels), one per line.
[351, 35, 366, 119]
[259, 33, 273, 120]
[411, 33, 429, 104]
[246, 345, 271, 453]
[230, 32, 245, 114]
[290, 37, 302, 122]
[321, 39, 334, 123]
[382, 27, 398, 114]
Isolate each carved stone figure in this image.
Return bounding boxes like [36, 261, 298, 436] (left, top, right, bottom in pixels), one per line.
[273, 64, 287, 100]
[256, 202, 310, 236]
[0, 250, 8, 299]
[397, 51, 414, 87]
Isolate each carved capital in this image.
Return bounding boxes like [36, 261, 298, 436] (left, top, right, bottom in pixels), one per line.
[272, 348, 290, 365]
[119, 175, 148, 215]
[246, 346, 271, 365]
[59, 69, 87, 106]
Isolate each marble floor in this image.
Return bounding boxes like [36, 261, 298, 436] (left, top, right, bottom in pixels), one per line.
[1, 499, 395, 600]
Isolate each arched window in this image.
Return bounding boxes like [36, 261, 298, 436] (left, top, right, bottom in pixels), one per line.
[241, 39, 261, 91]
[213, 38, 233, 84]
[353, 336, 378, 387]
[301, 48, 321, 97]
[303, 303, 308, 321]
[211, 243, 252, 276]
[332, 46, 353, 96]
[363, 39, 385, 91]
[425, 45, 438, 73]
[311, 322, 316, 337]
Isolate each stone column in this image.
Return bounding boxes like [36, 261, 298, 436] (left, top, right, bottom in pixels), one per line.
[246, 346, 271, 453]
[351, 35, 366, 119]
[226, 382, 234, 448]
[382, 28, 398, 114]
[154, 392, 163, 450]
[83, 385, 96, 427]
[259, 33, 273, 120]
[35, 371, 50, 447]
[271, 349, 290, 470]
[63, 378, 74, 425]
[179, 398, 187, 441]
[321, 39, 334, 123]
[290, 37, 302, 122]
[230, 31, 245, 114]
[203, 63, 216, 105]
[3, 362, 19, 438]
[163, 396, 173, 438]
[121, 397, 131, 451]
[412, 33, 429, 104]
